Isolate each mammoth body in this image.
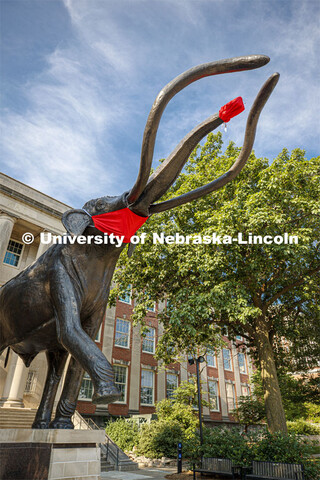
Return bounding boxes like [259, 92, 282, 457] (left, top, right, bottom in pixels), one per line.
[0, 230, 124, 428]
[0, 56, 279, 428]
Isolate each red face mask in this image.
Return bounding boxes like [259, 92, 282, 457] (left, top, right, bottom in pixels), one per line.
[91, 208, 148, 243]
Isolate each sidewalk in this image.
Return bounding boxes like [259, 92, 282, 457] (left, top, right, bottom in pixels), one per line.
[100, 467, 177, 480]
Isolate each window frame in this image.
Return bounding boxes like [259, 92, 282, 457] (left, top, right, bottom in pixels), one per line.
[113, 364, 128, 404]
[241, 384, 251, 397]
[142, 326, 156, 354]
[95, 325, 102, 343]
[3, 239, 24, 268]
[223, 348, 233, 371]
[118, 285, 132, 304]
[78, 372, 93, 401]
[206, 348, 217, 368]
[238, 352, 247, 374]
[208, 379, 220, 412]
[140, 369, 154, 406]
[166, 373, 178, 399]
[226, 382, 236, 413]
[114, 318, 131, 349]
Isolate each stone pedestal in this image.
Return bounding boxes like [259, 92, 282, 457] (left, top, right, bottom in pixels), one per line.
[0, 429, 105, 480]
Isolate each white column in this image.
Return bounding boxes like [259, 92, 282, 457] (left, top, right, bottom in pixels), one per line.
[180, 359, 188, 383]
[156, 323, 166, 402]
[201, 365, 210, 417]
[0, 214, 29, 408]
[0, 352, 28, 408]
[129, 324, 141, 414]
[36, 231, 52, 259]
[231, 344, 242, 399]
[0, 214, 15, 263]
[217, 351, 229, 419]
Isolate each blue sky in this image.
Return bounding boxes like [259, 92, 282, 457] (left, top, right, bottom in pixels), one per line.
[1, 0, 319, 207]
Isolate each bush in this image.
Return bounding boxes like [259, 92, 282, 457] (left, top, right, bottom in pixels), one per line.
[136, 419, 183, 458]
[105, 418, 139, 451]
[251, 431, 319, 480]
[287, 419, 320, 435]
[200, 427, 254, 466]
[192, 428, 319, 480]
[155, 398, 198, 439]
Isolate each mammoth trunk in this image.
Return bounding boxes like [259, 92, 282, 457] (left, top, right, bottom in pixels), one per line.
[254, 318, 287, 433]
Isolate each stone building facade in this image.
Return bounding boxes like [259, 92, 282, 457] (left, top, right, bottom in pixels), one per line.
[0, 173, 253, 426]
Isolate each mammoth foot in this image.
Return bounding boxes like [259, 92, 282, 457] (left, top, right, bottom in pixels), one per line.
[49, 417, 74, 429]
[32, 420, 50, 429]
[92, 382, 121, 405]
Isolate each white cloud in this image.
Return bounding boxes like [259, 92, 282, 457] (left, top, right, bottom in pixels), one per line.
[1, 0, 319, 208]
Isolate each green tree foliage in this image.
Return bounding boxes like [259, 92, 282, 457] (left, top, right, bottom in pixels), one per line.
[251, 370, 320, 422]
[105, 418, 139, 451]
[113, 133, 320, 433]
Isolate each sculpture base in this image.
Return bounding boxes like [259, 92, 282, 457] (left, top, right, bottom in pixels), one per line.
[0, 428, 105, 480]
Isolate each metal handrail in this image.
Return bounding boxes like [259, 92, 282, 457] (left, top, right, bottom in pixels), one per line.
[72, 410, 132, 469]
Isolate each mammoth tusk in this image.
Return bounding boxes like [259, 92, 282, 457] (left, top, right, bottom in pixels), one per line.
[149, 72, 280, 214]
[127, 55, 270, 205]
[133, 114, 223, 208]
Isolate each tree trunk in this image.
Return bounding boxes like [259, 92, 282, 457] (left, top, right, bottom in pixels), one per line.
[254, 318, 287, 433]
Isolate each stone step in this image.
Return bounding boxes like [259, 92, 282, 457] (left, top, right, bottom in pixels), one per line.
[0, 408, 37, 429]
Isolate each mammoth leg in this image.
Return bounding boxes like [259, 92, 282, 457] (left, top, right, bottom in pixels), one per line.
[50, 307, 120, 429]
[32, 349, 68, 429]
[49, 356, 84, 429]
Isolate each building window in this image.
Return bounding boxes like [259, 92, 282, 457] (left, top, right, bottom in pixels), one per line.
[166, 373, 178, 399]
[119, 285, 132, 304]
[223, 348, 232, 371]
[25, 371, 37, 393]
[208, 379, 219, 411]
[142, 326, 155, 354]
[113, 365, 127, 403]
[3, 239, 23, 267]
[114, 318, 130, 348]
[140, 369, 154, 405]
[238, 353, 247, 374]
[241, 384, 251, 397]
[206, 348, 216, 367]
[79, 373, 93, 400]
[226, 382, 236, 413]
[95, 325, 102, 342]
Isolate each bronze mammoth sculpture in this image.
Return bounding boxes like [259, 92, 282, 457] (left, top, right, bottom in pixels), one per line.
[0, 55, 279, 428]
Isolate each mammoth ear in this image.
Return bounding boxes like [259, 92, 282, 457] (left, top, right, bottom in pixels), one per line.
[62, 209, 92, 236]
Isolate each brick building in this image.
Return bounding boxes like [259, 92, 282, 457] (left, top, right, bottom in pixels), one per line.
[0, 173, 253, 426]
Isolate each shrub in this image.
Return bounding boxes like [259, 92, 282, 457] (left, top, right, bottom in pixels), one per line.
[155, 398, 198, 439]
[105, 418, 139, 451]
[200, 427, 255, 467]
[252, 431, 319, 480]
[191, 427, 319, 480]
[287, 419, 320, 435]
[136, 419, 183, 458]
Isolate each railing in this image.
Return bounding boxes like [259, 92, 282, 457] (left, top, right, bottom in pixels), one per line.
[72, 410, 125, 469]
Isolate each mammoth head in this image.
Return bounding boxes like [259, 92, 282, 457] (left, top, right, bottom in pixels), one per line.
[63, 55, 279, 238]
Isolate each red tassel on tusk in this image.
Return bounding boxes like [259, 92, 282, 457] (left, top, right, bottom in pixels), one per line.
[219, 96, 245, 123]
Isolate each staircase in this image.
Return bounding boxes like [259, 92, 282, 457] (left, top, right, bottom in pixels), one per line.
[82, 417, 139, 472]
[0, 407, 37, 428]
